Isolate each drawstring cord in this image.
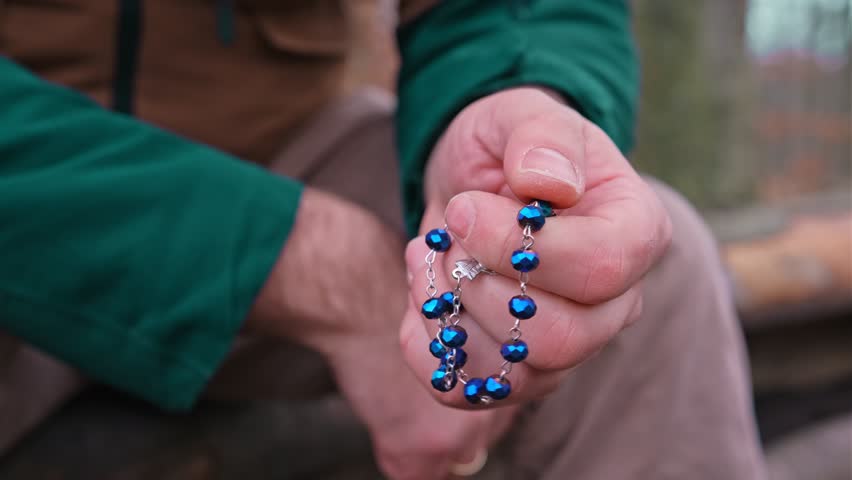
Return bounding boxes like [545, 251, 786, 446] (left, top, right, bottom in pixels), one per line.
[216, 0, 235, 45]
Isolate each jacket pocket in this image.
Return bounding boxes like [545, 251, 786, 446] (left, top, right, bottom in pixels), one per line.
[244, 0, 348, 57]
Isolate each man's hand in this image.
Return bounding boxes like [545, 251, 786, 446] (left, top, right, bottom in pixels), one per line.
[246, 188, 514, 479]
[325, 325, 516, 479]
[401, 87, 673, 407]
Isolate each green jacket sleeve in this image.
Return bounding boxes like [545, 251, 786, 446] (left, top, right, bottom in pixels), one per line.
[396, 0, 639, 235]
[0, 57, 303, 411]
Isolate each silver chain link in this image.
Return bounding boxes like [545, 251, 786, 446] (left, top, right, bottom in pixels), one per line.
[443, 348, 457, 388]
[448, 275, 464, 325]
[498, 360, 513, 380]
[509, 323, 523, 341]
[521, 224, 535, 250]
[424, 249, 438, 298]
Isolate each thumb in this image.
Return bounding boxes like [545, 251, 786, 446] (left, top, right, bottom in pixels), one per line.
[501, 106, 587, 208]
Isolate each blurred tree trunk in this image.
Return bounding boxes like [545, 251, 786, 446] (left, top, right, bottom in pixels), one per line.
[632, 0, 755, 209]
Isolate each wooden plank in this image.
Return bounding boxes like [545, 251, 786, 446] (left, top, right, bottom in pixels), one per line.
[707, 190, 852, 329]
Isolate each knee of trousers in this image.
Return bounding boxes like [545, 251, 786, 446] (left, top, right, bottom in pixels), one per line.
[0, 339, 86, 456]
[642, 177, 733, 317]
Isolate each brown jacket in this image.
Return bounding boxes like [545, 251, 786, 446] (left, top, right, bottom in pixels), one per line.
[0, 0, 432, 164]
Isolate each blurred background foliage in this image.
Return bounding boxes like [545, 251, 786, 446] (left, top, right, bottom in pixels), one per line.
[632, 0, 850, 211]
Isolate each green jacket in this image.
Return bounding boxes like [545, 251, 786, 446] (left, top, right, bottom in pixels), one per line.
[0, 0, 637, 410]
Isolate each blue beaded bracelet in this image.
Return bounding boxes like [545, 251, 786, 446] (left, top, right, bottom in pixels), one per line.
[422, 200, 554, 404]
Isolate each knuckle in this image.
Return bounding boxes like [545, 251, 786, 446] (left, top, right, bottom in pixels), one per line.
[635, 200, 673, 267]
[659, 211, 674, 254]
[398, 317, 417, 353]
[537, 373, 562, 396]
[496, 225, 520, 269]
[521, 368, 562, 397]
[513, 110, 577, 143]
[579, 189, 673, 305]
[516, 369, 562, 399]
[581, 245, 629, 303]
[535, 312, 583, 371]
[416, 420, 470, 458]
[404, 239, 423, 268]
[627, 291, 644, 326]
[641, 191, 674, 264]
[375, 455, 409, 480]
[425, 433, 460, 458]
[625, 235, 656, 275]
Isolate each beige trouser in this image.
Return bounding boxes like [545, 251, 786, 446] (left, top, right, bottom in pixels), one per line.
[0, 89, 767, 479]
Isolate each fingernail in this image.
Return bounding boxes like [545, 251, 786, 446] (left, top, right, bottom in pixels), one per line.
[445, 194, 476, 240]
[521, 147, 581, 190]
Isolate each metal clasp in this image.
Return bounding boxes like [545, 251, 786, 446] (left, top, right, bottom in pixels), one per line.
[452, 258, 495, 281]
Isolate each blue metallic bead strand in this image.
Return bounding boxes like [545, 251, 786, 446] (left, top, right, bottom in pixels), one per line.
[511, 249, 540, 272]
[517, 205, 546, 232]
[484, 201, 547, 401]
[425, 228, 452, 252]
[501, 340, 529, 363]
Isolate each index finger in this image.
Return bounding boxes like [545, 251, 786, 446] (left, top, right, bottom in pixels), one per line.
[443, 186, 670, 305]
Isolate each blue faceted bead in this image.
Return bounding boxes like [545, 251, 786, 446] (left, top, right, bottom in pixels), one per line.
[425, 228, 452, 252]
[511, 249, 540, 272]
[421, 297, 451, 319]
[501, 340, 529, 363]
[440, 347, 467, 368]
[517, 205, 546, 232]
[536, 200, 555, 217]
[440, 291, 462, 312]
[440, 291, 455, 304]
[464, 377, 487, 404]
[429, 338, 448, 358]
[508, 295, 537, 319]
[431, 366, 458, 392]
[485, 376, 512, 400]
[439, 325, 468, 348]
